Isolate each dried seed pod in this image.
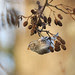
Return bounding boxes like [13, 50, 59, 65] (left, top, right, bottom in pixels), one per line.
[30, 28, 37, 36]
[31, 29, 34, 36]
[55, 41, 61, 46]
[60, 39, 65, 44]
[28, 25, 32, 29]
[57, 36, 62, 41]
[42, 22, 46, 29]
[31, 18, 34, 25]
[61, 45, 66, 50]
[55, 41, 61, 45]
[31, 9, 37, 14]
[57, 36, 65, 44]
[55, 45, 61, 52]
[48, 17, 51, 26]
[23, 21, 28, 27]
[43, 25, 46, 29]
[58, 14, 63, 20]
[49, 46, 54, 52]
[43, 16, 47, 23]
[37, 18, 42, 27]
[73, 8, 75, 14]
[54, 19, 62, 26]
[31, 16, 37, 25]
[57, 21, 62, 26]
[54, 19, 58, 25]
[32, 25, 37, 30]
[32, 16, 37, 21]
[55, 41, 61, 52]
[34, 29, 37, 34]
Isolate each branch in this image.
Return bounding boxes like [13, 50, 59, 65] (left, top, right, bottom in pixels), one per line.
[49, 0, 53, 3]
[47, 3, 69, 14]
[39, 0, 48, 15]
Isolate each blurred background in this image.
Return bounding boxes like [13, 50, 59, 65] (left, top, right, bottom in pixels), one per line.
[0, 0, 75, 75]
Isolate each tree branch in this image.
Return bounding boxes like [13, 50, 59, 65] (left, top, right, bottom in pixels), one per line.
[39, 0, 48, 15]
[47, 3, 69, 14]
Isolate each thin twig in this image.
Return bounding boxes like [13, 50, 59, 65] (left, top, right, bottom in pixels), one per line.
[56, 4, 73, 9]
[39, 0, 48, 15]
[47, 6, 56, 18]
[49, 0, 53, 3]
[67, 10, 75, 21]
[57, 4, 73, 12]
[18, 15, 32, 20]
[47, 3, 69, 14]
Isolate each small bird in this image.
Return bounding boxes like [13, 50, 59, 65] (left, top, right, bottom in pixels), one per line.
[28, 36, 55, 55]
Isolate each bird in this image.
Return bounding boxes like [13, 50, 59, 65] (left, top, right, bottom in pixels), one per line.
[28, 36, 55, 55]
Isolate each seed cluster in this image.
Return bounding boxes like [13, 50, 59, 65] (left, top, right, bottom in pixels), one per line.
[18, 0, 75, 31]
[55, 36, 66, 52]
[22, 12, 53, 36]
[48, 34, 66, 53]
[17, 0, 75, 54]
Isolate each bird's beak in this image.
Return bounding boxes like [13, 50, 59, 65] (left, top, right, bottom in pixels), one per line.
[27, 45, 30, 50]
[27, 47, 30, 50]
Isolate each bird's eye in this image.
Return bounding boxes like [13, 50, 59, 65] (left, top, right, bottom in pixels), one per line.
[31, 43, 35, 46]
